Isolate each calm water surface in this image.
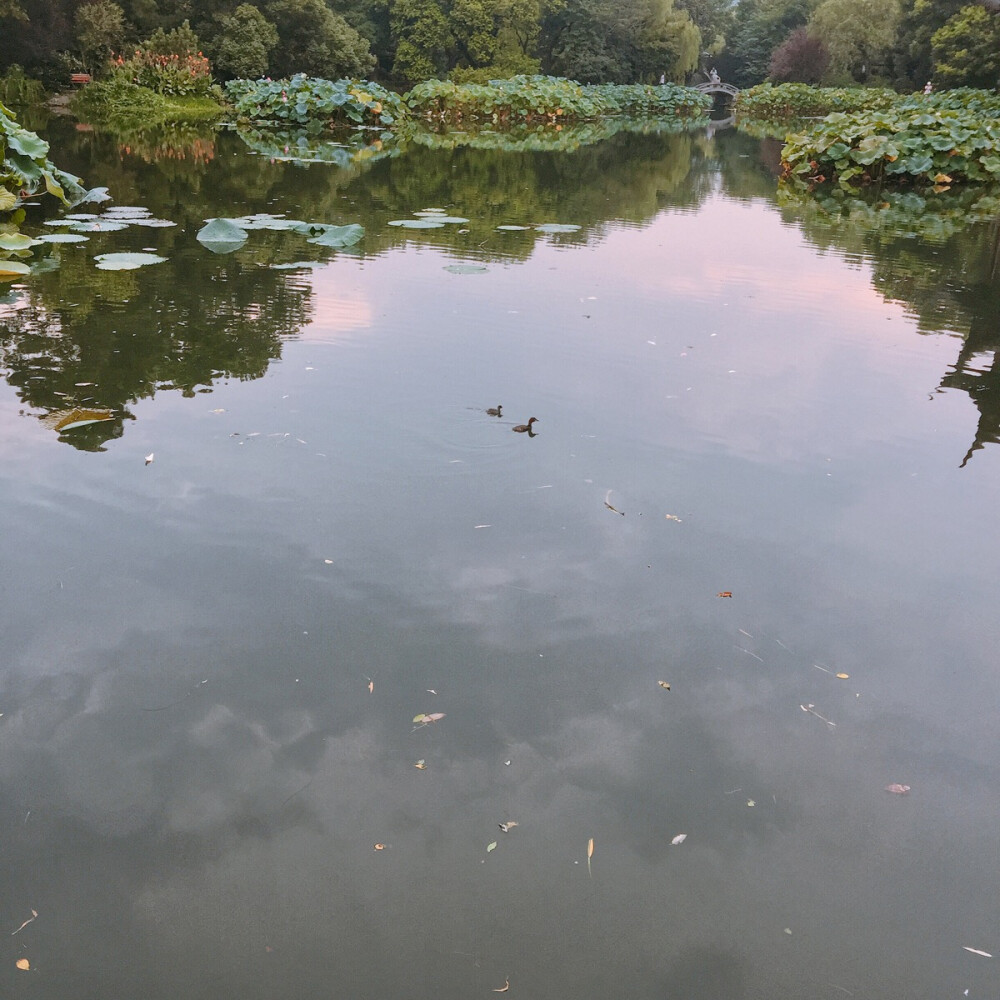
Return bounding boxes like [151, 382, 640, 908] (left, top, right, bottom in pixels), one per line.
[1, 119, 999, 1000]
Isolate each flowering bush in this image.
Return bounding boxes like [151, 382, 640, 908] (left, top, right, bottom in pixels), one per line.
[110, 50, 213, 97]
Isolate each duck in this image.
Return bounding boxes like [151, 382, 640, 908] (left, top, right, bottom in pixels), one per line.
[486, 404, 502, 416]
[512, 417, 539, 433]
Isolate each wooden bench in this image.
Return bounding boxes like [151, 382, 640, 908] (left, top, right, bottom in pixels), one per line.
[70, 73, 92, 86]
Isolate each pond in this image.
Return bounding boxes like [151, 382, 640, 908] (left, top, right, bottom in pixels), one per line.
[2, 115, 1000, 1000]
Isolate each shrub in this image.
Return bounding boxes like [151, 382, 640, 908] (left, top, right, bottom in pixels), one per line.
[781, 104, 1000, 188]
[109, 49, 213, 97]
[735, 82, 896, 120]
[224, 75, 407, 128]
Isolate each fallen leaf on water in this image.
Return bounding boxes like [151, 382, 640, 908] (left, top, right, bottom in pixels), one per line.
[717, 591, 733, 598]
[604, 502, 624, 516]
[884, 784, 911, 794]
[665, 514, 682, 521]
[587, 837, 594, 858]
[15, 958, 29, 971]
[367, 678, 373, 694]
[486, 841, 497, 853]
[658, 681, 671, 690]
[414, 759, 427, 770]
[144, 453, 154, 465]
[962, 947, 992, 958]
[836, 673, 850, 680]
[671, 833, 687, 845]
[747, 799, 756, 807]
[373, 843, 387, 851]
[492, 979, 510, 992]
[499, 821, 518, 833]
[11, 910, 38, 936]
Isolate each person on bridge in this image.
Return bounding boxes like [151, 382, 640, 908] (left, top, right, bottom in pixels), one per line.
[709, 67, 720, 83]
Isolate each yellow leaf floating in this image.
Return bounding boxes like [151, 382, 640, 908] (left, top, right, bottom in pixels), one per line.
[587, 837, 594, 859]
[15, 958, 29, 971]
[934, 173, 952, 184]
[658, 681, 671, 690]
[373, 843, 386, 851]
[492, 979, 510, 992]
[414, 760, 427, 770]
[836, 673, 850, 680]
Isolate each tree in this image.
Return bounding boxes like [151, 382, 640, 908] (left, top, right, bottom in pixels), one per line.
[673, 0, 733, 56]
[143, 17, 200, 55]
[893, 0, 966, 88]
[75, 0, 128, 74]
[931, 4, 1000, 89]
[263, 0, 376, 78]
[807, 0, 900, 81]
[724, 0, 818, 87]
[542, 0, 700, 83]
[768, 25, 827, 81]
[212, 4, 278, 79]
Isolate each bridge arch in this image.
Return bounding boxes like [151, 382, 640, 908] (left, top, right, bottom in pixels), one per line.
[695, 81, 740, 98]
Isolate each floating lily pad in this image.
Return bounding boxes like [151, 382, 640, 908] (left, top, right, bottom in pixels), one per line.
[497, 225, 531, 231]
[535, 223, 581, 233]
[418, 208, 446, 214]
[388, 219, 445, 229]
[0, 233, 42, 251]
[43, 220, 73, 227]
[428, 216, 469, 224]
[0, 260, 30, 278]
[65, 213, 98, 221]
[77, 186, 111, 204]
[102, 206, 151, 217]
[197, 218, 248, 253]
[127, 218, 177, 228]
[69, 220, 129, 233]
[306, 223, 365, 248]
[54, 410, 114, 431]
[38, 233, 90, 243]
[270, 261, 323, 270]
[94, 252, 167, 271]
[236, 216, 307, 231]
[443, 264, 488, 274]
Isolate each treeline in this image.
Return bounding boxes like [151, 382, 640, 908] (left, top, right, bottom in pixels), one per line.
[0, 0, 997, 91]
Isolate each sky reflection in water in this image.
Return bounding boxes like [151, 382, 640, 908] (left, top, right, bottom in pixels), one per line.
[0, 124, 999, 1000]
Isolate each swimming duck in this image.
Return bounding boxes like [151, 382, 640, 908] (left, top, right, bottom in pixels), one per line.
[486, 404, 502, 416]
[512, 417, 539, 433]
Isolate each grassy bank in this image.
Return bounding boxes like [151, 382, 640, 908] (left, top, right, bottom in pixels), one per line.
[73, 78, 226, 128]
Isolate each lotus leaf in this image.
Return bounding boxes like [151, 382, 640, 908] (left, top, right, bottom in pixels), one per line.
[39, 233, 90, 243]
[94, 252, 168, 271]
[306, 224, 365, 247]
[443, 264, 488, 273]
[497, 225, 531, 230]
[388, 219, 445, 229]
[69, 220, 129, 233]
[0, 260, 31, 277]
[535, 223, 581, 233]
[197, 218, 249, 253]
[0, 233, 41, 251]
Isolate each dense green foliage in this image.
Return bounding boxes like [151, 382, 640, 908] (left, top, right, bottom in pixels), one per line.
[781, 104, 1000, 188]
[0, 0, 997, 93]
[734, 82, 895, 119]
[0, 100, 84, 212]
[409, 76, 710, 121]
[225, 74, 407, 127]
[1, 101, 87, 278]
[74, 76, 226, 127]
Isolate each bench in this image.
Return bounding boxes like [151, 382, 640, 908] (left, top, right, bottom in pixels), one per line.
[70, 73, 92, 86]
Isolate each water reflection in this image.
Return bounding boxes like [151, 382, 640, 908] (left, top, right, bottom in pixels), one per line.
[3, 116, 1000, 999]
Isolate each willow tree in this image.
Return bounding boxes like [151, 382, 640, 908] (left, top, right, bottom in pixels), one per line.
[542, 0, 700, 83]
[807, 0, 901, 81]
